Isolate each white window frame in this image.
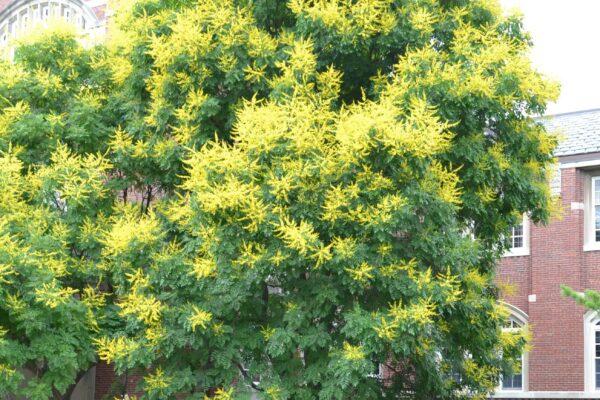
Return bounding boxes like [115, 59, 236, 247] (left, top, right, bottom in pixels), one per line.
[367, 361, 384, 380]
[504, 215, 530, 257]
[585, 175, 600, 252]
[42, 6, 49, 20]
[64, 8, 71, 22]
[495, 303, 529, 395]
[584, 311, 600, 391]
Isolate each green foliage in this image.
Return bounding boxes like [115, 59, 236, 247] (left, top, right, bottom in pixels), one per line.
[0, 0, 559, 399]
[563, 285, 600, 316]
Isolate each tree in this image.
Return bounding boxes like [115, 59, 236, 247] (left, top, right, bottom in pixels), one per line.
[0, 0, 558, 399]
[0, 29, 115, 400]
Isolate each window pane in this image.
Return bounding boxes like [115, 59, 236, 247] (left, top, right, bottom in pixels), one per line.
[513, 236, 523, 248]
[502, 354, 522, 390]
[511, 223, 524, 249]
[513, 373, 522, 389]
[513, 320, 521, 328]
[596, 359, 600, 389]
[502, 372, 522, 390]
[513, 224, 523, 237]
[595, 179, 600, 204]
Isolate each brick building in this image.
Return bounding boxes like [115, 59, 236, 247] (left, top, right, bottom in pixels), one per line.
[496, 108, 600, 398]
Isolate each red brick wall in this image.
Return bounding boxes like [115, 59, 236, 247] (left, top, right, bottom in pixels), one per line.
[497, 254, 530, 315]
[95, 361, 117, 400]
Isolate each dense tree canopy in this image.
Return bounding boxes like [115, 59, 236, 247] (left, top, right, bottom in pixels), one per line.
[0, 0, 558, 399]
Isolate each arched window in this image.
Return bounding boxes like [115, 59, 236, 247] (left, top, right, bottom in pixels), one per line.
[498, 303, 528, 393]
[583, 311, 600, 391]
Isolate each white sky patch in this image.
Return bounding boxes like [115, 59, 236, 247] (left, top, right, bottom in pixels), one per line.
[499, 0, 600, 115]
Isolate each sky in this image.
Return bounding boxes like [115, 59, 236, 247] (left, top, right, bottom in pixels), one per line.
[498, 0, 600, 115]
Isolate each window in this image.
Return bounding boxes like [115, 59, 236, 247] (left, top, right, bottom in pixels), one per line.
[501, 318, 523, 391]
[43, 7, 49, 20]
[511, 224, 524, 249]
[501, 369, 522, 391]
[585, 175, 600, 251]
[367, 361, 383, 380]
[504, 215, 530, 257]
[64, 8, 71, 22]
[584, 311, 600, 391]
[595, 178, 600, 242]
[595, 328, 600, 389]
[495, 304, 528, 395]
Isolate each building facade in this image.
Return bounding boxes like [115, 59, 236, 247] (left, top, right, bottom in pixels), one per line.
[496, 108, 600, 398]
[0, 0, 106, 59]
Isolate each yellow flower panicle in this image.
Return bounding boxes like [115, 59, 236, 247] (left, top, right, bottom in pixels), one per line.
[118, 291, 162, 325]
[204, 387, 234, 400]
[374, 317, 398, 341]
[145, 368, 171, 393]
[275, 216, 319, 255]
[34, 282, 78, 308]
[0, 263, 17, 284]
[342, 341, 365, 361]
[191, 257, 218, 279]
[189, 306, 213, 332]
[261, 325, 275, 341]
[94, 336, 139, 364]
[344, 262, 374, 284]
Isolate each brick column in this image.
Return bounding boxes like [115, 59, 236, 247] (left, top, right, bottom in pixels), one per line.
[528, 168, 586, 391]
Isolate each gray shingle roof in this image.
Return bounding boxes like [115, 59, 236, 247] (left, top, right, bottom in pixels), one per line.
[542, 109, 600, 157]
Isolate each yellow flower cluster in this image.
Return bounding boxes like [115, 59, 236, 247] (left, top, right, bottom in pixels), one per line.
[34, 282, 78, 309]
[345, 263, 374, 284]
[189, 306, 213, 332]
[205, 388, 234, 400]
[101, 210, 163, 256]
[342, 341, 365, 361]
[94, 336, 140, 364]
[145, 368, 171, 392]
[118, 290, 162, 325]
[289, 0, 396, 37]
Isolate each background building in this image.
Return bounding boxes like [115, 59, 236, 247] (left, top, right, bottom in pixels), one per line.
[497, 108, 600, 398]
[0, 0, 107, 59]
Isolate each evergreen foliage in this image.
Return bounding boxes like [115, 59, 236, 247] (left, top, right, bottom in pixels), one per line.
[0, 0, 558, 399]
